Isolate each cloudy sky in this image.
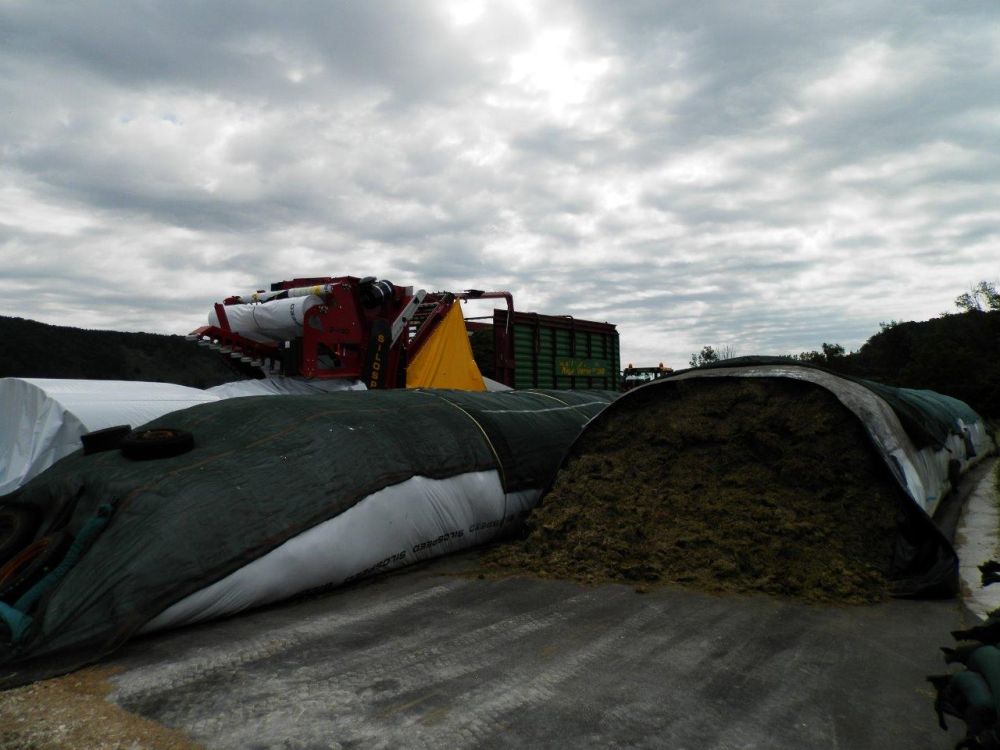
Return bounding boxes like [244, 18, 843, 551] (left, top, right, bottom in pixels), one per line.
[1, 1, 997, 369]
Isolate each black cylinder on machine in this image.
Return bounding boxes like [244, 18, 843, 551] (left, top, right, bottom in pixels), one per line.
[359, 278, 394, 308]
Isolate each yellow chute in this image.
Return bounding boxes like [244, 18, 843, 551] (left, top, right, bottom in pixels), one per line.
[406, 304, 486, 391]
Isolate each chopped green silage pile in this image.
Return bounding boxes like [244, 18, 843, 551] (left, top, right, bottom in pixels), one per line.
[481, 378, 904, 604]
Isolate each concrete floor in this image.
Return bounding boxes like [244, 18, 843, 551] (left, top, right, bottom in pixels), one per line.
[105, 553, 967, 750]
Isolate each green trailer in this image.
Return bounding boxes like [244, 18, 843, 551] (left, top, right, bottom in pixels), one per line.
[472, 309, 620, 390]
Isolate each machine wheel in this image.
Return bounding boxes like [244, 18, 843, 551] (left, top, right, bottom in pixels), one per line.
[81, 424, 132, 455]
[0, 505, 41, 568]
[120, 428, 195, 460]
[0, 531, 73, 604]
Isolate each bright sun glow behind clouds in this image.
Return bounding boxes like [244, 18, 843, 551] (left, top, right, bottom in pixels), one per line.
[444, 0, 487, 27]
[506, 27, 611, 123]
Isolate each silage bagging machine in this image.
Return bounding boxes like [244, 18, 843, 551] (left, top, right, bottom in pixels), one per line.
[188, 275, 621, 391]
[187, 276, 510, 390]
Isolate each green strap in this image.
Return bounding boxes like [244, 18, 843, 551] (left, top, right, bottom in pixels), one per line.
[0, 602, 32, 644]
[12, 504, 114, 621]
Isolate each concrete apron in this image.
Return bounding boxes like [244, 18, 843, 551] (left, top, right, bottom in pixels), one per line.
[956, 456, 1000, 620]
[90, 461, 1000, 749]
[101, 552, 967, 750]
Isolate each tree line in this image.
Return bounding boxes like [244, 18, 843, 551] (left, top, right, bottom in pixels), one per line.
[688, 280, 1000, 417]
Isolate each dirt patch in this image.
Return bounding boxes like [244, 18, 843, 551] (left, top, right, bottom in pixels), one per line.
[481, 377, 904, 604]
[0, 665, 203, 750]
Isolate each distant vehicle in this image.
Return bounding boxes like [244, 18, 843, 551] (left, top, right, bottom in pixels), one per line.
[622, 363, 673, 391]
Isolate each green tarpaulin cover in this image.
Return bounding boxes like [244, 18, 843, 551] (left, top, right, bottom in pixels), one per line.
[0, 388, 615, 688]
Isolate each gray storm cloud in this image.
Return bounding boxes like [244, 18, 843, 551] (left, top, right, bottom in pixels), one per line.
[1, 0, 997, 367]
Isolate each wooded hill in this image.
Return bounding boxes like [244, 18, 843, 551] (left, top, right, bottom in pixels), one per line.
[810, 310, 1000, 418]
[0, 316, 257, 388]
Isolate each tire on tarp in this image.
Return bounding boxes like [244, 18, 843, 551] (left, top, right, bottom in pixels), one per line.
[81, 425, 132, 455]
[0, 378, 220, 496]
[120, 428, 194, 460]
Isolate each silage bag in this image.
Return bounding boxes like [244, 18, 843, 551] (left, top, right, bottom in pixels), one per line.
[0, 388, 615, 687]
[617, 357, 995, 596]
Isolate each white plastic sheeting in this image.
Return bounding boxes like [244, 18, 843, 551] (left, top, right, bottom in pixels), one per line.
[208, 295, 322, 343]
[955, 459, 1000, 621]
[663, 366, 994, 517]
[0, 376, 371, 496]
[207, 376, 366, 398]
[0, 378, 220, 497]
[482, 377, 513, 392]
[142, 470, 537, 632]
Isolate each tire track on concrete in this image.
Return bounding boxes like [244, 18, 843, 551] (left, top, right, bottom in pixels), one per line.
[382, 602, 667, 750]
[177, 591, 603, 749]
[111, 582, 464, 704]
[589, 605, 859, 750]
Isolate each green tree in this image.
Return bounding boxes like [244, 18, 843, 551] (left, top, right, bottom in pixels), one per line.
[792, 342, 845, 365]
[956, 281, 1000, 312]
[689, 345, 719, 368]
[821, 342, 845, 360]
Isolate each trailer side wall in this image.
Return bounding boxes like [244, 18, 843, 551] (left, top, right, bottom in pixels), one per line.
[493, 311, 620, 390]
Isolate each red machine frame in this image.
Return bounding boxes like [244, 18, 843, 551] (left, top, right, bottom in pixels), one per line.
[188, 276, 515, 389]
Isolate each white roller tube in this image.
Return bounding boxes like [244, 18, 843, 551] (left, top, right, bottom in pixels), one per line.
[232, 284, 338, 304]
[210, 295, 323, 343]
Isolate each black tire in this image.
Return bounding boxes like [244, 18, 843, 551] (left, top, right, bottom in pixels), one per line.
[81, 424, 132, 455]
[0, 505, 41, 568]
[0, 531, 73, 605]
[120, 428, 195, 460]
